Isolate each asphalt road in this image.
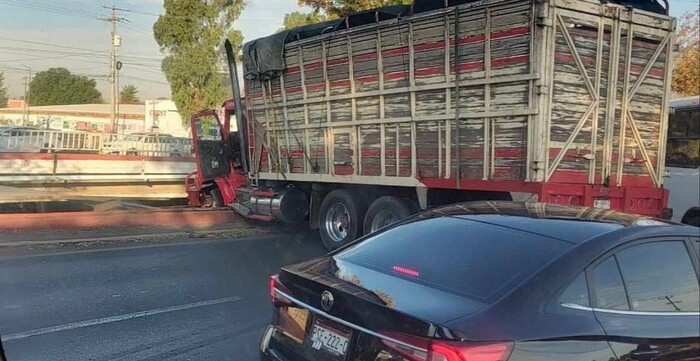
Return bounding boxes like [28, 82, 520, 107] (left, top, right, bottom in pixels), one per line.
[0, 231, 327, 360]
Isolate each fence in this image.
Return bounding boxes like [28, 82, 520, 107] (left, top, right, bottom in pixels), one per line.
[0, 129, 193, 157]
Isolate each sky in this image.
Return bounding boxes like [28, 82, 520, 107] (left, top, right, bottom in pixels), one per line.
[0, 0, 697, 102]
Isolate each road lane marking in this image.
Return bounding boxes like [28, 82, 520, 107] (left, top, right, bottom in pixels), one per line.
[2, 296, 242, 342]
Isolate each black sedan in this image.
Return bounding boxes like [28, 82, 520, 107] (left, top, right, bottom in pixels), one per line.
[260, 201, 700, 361]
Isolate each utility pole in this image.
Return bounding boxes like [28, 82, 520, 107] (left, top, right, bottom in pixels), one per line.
[20, 65, 31, 126]
[101, 5, 127, 133]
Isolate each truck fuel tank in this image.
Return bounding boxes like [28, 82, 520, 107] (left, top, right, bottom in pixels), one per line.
[249, 188, 309, 224]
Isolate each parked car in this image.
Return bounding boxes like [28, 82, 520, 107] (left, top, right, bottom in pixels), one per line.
[261, 201, 699, 361]
[101, 132, 185, 157]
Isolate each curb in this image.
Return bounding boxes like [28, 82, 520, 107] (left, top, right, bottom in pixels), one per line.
[0, 208, 239, 231]
[0, 227, 267, 248]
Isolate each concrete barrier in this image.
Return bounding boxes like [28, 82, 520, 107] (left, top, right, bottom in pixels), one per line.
[0, 153, 196, 200]
[0, 208, 239, 231]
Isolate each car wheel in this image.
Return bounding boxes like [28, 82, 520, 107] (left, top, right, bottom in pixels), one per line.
[363, 196, 417, 235]
[318, 189, 368, 251]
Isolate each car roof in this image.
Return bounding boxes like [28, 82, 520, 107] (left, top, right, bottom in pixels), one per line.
[418, 201, 672, 244]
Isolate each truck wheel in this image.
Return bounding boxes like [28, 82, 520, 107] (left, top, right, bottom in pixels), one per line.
[363, 196, 417, 235]
[319, 189, 368, 250]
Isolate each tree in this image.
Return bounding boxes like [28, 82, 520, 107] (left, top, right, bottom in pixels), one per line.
[154, 0, 245, 124]
[672, 11, 699, 97]
[28, 68, 102, 106]
[280, 11, 327, 30]
[120, 84, 140, 104]
[0, 71, 8, 108]
[298, 0, 412, 19]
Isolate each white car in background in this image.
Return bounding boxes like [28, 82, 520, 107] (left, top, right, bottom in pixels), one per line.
[101, 132, 187, 157]
[665, 96, 700, 226]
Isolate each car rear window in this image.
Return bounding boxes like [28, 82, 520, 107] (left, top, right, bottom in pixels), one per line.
[335, 216, 571, 302]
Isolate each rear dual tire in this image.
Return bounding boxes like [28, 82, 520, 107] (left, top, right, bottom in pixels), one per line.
[318, 191, 418, 251]
[363, 196, 417, 235]
[318, 189, 368, 251]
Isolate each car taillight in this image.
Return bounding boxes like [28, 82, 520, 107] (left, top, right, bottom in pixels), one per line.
[429, 341, 513, 361]
[269, 274, 292, 306]
[381, 330, 513, 361]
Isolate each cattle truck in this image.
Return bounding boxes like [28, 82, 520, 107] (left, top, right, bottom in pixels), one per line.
[186, 0, 676, 250]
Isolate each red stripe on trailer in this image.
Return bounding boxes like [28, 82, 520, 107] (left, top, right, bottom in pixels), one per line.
[384, 47, 409, 57]
[334, 165, 354, 175]
[286, 86, 303, 94]
[330, 79, 351, 88]
[455, 61, 484, 72]
[328, 58, 349, 66]
[354, 53, 377, 62]
[285, 66, 300, 75]
[355, 75, 380, 84]
[415, 66, 445, 77]
[306, 83, 325, 92]
[304, 61, 324, 71]
[385, 71, 408, 81]
[554, 53, 664, 78]
[453, 33, 486, 45]
[491, 26, 530, 40]
[491, 54, 529, 68]
[414, 40, 446, 52]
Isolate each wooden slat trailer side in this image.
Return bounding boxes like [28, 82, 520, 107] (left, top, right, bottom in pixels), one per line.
[194, 0, 675, 249]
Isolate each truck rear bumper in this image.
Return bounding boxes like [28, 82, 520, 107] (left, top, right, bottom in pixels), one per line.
[540, 183, 669, 218]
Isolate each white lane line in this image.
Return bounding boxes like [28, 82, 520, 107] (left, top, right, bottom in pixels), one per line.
[2, 296, 242, 342]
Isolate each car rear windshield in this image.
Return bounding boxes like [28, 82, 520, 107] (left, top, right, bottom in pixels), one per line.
[335, 216, 572, 302]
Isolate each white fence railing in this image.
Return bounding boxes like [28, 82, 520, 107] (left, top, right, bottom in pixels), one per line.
[0, 130, 193, 157]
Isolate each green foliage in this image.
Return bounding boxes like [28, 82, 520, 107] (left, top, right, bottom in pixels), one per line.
[281, 11, 327, 30]
[0, 71, 8, 108]
[28, 68, 102, 106]
[120, 84, 140, 104]
[298, 0, 412, 18]
[672, 11, 699, 97]
[154, 0, 246, 123]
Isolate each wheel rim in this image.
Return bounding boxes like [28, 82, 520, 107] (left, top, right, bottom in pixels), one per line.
[324, 202, 351, 243]
[369, 210, 397, 233]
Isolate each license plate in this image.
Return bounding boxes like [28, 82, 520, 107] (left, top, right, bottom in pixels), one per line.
[594, 199, 611, 209]
[309, 320, 351, 357]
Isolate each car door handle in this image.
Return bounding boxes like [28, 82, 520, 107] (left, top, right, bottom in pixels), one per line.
[630, 348, 660, 360]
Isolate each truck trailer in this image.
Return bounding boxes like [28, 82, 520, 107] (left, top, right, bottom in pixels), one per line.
[186, 0, 675, 250]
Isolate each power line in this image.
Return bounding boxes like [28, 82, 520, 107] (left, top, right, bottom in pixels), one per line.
[0, 51, 104, 63]
[0, 37, 108, 53]
[0, 0, 102, 19]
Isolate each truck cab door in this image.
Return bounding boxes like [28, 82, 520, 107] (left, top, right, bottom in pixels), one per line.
[191, 110, 231, 180]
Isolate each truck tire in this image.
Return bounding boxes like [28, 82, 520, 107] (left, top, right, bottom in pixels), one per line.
[318, 189, 368, 250]
[363, 196, 417, 235]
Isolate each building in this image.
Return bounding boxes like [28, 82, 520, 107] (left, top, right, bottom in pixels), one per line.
[4, 99, 25, 109]
[145, 100, 189, 137]
[0, 101, 191, 136]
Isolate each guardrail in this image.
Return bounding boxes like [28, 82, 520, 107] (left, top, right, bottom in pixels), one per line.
[0, 130, 193, 157]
